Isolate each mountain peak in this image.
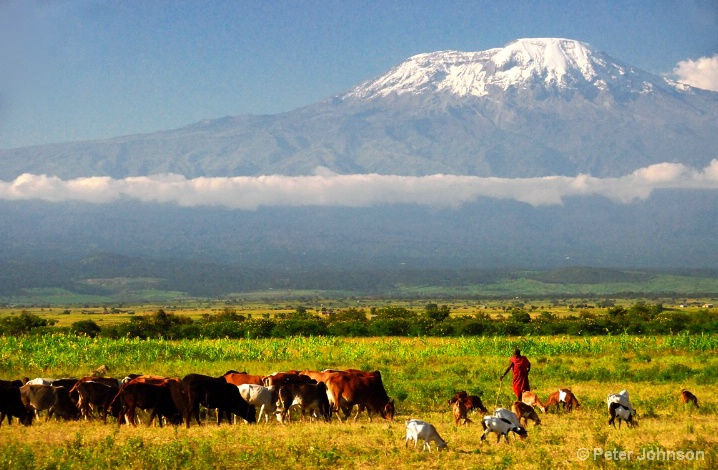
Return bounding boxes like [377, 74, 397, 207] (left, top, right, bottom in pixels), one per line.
[341, 38, 669, 101]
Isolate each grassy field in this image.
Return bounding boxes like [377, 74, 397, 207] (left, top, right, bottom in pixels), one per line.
[0, 335, 716, 468]
[2, 296, 716, 329]
[4, 268, 718, 306]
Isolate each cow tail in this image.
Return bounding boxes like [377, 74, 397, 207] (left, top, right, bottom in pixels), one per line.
[108, 387, 124, 412]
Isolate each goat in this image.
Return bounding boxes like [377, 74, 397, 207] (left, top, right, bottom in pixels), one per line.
[681, 389, 699, 408]
[521, 391, 546, 413]
[447, 390, 488, 413]
[607, 390, 637, 428]
[511, 401, 541, 426]
[480, 408, 528, 444]
[544, 388, 580, 413]
[452, 397, 472, 426]
[405, 419, 448, 451]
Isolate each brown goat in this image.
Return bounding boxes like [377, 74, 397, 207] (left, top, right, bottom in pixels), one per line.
[447, 391, 488, 414]
[681, 389, 699, 408]
[512, 401, 541, 426]
[452, 398, 472, 426]
[544, 388, 580, 413]
[521, 391, 547, 413]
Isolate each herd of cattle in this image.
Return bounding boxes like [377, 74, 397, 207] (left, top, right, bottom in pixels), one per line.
[0, 369, 702, 452]
[0, 369, 394, 428]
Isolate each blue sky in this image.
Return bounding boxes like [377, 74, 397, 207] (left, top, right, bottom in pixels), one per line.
[1, 0, 716, 149]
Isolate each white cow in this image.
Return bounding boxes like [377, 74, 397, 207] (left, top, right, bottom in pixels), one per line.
[405, 419, 448, 451]
[237, 384, 279, 423]
[607, 390, 637, 428]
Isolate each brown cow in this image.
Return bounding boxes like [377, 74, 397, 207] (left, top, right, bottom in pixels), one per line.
[111, 381, 183, 427]
[0, 378, 28, 425]
[19, 384, 80, 421]
[325, 370, 394, 422]
[544, 388, 580, 413]
[300, 369, 350, 413]
[512, 401, 541, 426]
[0, 386, 33, 426]
[681, 389, 699, 408]
[0, 379, 27, 388]
[262, 371, 315, 388]
[201, 380, 257, 425]
[448, 391, 488, 414]
[70, 381, 121, 423]
[113, 376, 189, 427]
[223, 372, 264, 387]
[181, 373, 225, 426]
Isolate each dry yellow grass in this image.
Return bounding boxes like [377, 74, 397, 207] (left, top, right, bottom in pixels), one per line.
[1, 382, 715, 469]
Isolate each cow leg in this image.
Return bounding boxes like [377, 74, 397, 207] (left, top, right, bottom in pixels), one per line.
[352, 406, 361, 422]
[126, 405, 137, 427]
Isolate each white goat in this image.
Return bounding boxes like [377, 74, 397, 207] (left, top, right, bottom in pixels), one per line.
[405, 419, 448, 451]
[607, 390, 637, 428]
[481, 408, 528, 443]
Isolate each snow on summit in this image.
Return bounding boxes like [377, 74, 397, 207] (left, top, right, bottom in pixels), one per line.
[343, 38, 668, 100]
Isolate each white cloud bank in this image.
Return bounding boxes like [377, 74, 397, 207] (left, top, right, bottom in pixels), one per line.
[1, 161, 718, 209]
[673, 55, 718, 92]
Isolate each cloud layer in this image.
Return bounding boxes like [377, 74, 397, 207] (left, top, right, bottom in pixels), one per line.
[1, 161, 718, 209]
[674, 55, 718, 92]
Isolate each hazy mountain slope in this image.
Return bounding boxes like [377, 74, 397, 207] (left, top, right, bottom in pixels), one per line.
[1, 38, 717, 179]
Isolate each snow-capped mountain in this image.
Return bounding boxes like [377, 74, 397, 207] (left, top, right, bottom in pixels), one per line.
[343, 38, 672, 100]
[1, 38, 717, 179]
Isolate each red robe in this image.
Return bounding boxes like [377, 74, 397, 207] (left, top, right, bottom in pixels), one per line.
[510, 355, 531, 399]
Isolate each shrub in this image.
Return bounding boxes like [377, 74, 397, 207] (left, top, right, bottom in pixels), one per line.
[368, 318, 410, 336]
[271, 320, 328, 338]
[327, 321, 369, 337]
[457, 319, 493, 335]
[0, 312, 52, 335]
[71, 320, 101, 337]
[424, 304, 451, 322]
[510, 310, 531, 324]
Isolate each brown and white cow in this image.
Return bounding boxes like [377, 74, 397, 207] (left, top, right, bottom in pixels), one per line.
[238, 384, 279, 423]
